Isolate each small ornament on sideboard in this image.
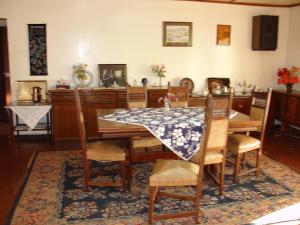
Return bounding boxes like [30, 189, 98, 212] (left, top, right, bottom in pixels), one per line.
[238, 80, 252, 95]
[56, 78, 70, 89]
[73, 63, 93, 87]
[141, 78, 148, 86]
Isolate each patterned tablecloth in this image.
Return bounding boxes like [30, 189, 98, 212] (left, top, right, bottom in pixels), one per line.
[101, 108, 206, 160]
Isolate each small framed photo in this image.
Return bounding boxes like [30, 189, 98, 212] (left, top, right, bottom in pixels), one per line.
[16, 80, 48, 103]
[98, 64, 127, 87]
[163, 22, 192, 47]
[216, 24, 231, 46]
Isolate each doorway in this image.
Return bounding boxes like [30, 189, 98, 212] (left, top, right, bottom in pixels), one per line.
[0, 18, 11, 122]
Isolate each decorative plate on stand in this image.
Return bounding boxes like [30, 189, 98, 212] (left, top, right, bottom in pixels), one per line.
[73, 71, 93, 87]
[180, 78, 194, 95]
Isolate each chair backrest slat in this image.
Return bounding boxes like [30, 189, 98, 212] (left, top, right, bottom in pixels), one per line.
[126, 86, 147, 109]
[250, 88, 272, 142]
[74, 90, 88, 153]
[168, 86, 189, 107]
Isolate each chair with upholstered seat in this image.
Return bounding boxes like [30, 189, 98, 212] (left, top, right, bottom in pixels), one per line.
[74, 89, 127, 191]
[227, 88, 272, 183]
[148, 93, 231, 224]
[167, 85, 189, 107]
[190, 88, 233, 196]
[126, 86, 163, 182]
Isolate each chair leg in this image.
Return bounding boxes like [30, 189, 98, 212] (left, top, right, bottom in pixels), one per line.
[155, 187, 161, 203]
[127, 141, 134, 185]
[194, 195, 201, 224]
[219, 162, 225, 196]
[83, 158, 90, 192]
[242, 153, 246, 169]
[120, 161, 127, 192]
[234, 153, 241, 183]
[256, 148, 262, 176]
[149, 186, 157, 225]
[194, 180, 203, 224]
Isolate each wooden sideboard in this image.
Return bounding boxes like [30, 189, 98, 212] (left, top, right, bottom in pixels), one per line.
[267, 89, 300, 133]
[49, 88, 251, 145]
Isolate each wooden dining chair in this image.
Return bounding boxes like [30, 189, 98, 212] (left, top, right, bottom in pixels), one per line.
[190, 88, 233, 196]
[148, 94, 217, 224]
[126, 86, 163, 182]
[227, 88, 272, 183]
[126, 86, 148, 109]
[74, 89, 127, 191]
[167, 85, 189, 107]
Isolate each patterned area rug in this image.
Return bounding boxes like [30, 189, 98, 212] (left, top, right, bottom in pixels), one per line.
[9, 151, 300, 225]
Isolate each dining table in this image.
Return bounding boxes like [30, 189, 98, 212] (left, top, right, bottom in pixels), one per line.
[97, 108, 262, 160]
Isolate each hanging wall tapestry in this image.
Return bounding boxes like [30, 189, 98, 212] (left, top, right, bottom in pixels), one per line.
[28, 24, 48, 75]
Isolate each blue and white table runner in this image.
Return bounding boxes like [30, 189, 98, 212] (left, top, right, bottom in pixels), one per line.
[101, 108, 206, 160]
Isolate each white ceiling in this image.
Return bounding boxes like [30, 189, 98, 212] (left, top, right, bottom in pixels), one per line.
[195, 0, 300, 6]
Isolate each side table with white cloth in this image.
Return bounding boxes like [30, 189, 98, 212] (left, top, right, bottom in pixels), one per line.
[7, 103, 52, 140]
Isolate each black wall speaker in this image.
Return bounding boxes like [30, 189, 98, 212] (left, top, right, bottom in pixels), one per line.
[252, 15, 279, 51]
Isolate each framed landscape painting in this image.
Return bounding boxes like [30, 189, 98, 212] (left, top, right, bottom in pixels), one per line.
[163, 22, 192, 47]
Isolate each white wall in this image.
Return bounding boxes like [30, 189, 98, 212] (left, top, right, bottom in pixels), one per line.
[0, 0, 291, 99]
[287, 6, 300, 90]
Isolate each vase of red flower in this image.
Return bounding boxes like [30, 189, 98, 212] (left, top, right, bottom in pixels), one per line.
[286, 83, 293, 93]
[277, 67, 299, 93]
[158, 93, 176, 112]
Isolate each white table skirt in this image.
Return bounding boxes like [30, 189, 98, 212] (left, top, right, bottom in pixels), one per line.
[8, 105, 51, 129]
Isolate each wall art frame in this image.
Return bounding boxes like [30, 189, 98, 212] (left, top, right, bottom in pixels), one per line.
[216, 24, 231, 46]
[163, 21, 192, 47]
[98, 64, 127, 87]
[28, 24, 48, 75]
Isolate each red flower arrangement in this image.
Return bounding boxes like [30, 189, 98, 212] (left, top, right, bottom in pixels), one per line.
[277, 66, 299, 84]
[158, 93, 177, 105]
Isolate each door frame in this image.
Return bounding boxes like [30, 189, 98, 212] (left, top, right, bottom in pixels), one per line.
[0, 18, 11, 107]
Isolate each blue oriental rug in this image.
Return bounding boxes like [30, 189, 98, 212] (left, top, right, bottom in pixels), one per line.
[8, 151, 300, 225]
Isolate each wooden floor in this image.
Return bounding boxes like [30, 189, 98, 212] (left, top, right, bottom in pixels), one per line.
[0, 133, 299, 225]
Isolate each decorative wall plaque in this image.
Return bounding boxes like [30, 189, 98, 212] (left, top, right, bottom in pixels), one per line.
[28, 24, 48, 75]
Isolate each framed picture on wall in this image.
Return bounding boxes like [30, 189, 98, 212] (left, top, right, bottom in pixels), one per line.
[98, 64, 127, 87]
[216, 24, 231, 46]
[163, 21, 192, 47]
